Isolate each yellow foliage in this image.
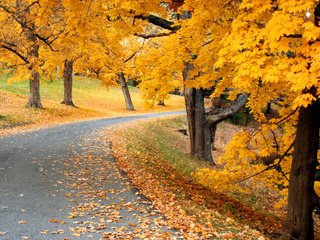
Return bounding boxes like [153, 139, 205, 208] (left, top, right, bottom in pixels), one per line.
[315, 182, 320, 196]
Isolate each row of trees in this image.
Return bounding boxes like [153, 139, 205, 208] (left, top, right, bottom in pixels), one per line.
[0, 0, 140, 110]
[1, 1, 319, 239]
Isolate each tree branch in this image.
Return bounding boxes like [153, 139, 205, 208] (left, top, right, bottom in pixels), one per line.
[237, 140, 294, 184]
[275, 107, 299, 125]
[284, 34, 303, 38]
[1, 44, 29, 64]
[135, 14, 181, 31]
[206, 94, 248, 128]
[202, 39, 214, 47]
[0, 3, 61, 52]
[124, 40, 145, 63]
[134, 31, 176, 39]
[237, 165, 275, 184]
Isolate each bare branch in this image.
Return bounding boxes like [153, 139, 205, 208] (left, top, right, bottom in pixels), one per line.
[135, 14, 181, 31]
[284, 34, 303, 38]
[237, 165, 274, 184]
[275, 107, 299, 125]
[202, 39, 214, 47]
[134, 31, 176, 39]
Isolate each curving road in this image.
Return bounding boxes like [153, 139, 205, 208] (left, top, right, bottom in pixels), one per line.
[0, 111, 185, 240]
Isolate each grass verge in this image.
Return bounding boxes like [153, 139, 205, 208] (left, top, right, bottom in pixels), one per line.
[108, 116, 280, 239]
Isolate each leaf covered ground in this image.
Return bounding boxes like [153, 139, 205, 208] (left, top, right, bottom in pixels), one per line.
[107, 116, 284, 239]
[0, 76, 185, 136]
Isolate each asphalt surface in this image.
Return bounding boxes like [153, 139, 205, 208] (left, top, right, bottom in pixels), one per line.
[0, 111, 185, 240]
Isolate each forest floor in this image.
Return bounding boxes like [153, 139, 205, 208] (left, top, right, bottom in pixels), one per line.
[0, 75, 185, 136]
[108, 116, 320, 239]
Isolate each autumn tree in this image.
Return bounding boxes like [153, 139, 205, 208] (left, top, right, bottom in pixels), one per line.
[0, 0, 64, 108]
[216, 1, 320, 239]
[132, 0, 243, 163]
[43, 0, 108, 107]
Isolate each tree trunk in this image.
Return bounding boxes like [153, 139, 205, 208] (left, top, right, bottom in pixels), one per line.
[265, 102, 272, 115]
[281, 99, 320, 240]
[61, 59, 75, 107]
[183, 62, 214, 163]
[25, 28, 42, 109]
[158, 100, 165, 106]
[26, 70, 43, 109]
[118, 72, 135, 111]
[185, 87, 214, 164]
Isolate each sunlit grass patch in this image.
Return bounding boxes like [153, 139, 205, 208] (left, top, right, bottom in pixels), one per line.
[0, 75, 185, 135]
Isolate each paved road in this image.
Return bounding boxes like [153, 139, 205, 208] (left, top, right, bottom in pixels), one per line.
[0, 112, 185, 240]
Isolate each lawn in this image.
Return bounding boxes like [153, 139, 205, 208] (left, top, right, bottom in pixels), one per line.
[0, 75, 185, 135]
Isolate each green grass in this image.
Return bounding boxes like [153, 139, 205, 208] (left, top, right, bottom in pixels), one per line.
[0, 72, 185, 135]
[0, 73, 185, 113]
[126, 116, 211, 176]
[0, 72, 30, 95]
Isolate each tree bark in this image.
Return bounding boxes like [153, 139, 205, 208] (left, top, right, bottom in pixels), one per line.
[281, 99, 320, 240]
[118, 72, 135, 111]
[265, 102, 272, 115]
[185, 87, 214, 164]
[26, 70, 42, 109]
[183, 61, 214, 163]
[61, 59, 75, 107]
[25, 28, 42, 109]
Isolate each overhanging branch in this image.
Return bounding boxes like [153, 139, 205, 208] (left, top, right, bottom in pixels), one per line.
[206, 94, 248, 128]
[1, 44, 29, 64]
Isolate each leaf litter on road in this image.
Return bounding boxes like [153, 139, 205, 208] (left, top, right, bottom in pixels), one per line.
[52, 129, 183, 239]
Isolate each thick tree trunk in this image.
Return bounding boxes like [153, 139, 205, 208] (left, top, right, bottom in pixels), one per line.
[281, 99, 320, 240]
[26, 70, 43, 109]
[118, 72, 135, 111]
[183, 61, 214, 163]
[185, 87, 214, 164]
[61, 59, 75, 107]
